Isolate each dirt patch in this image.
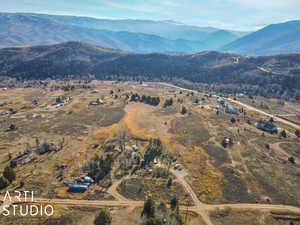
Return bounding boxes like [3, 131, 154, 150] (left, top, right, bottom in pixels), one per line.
[117, 177, 189, 202]
[169, 114, 211, 146]
[203, 143, 231, 167]
[211, 209, 278, 225]
[220, 167, 258, 203]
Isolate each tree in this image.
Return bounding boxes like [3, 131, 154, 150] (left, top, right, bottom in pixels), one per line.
[144, 218, 163, 225]
[280, 130, 287, 138]
[3, 166, 16, 183]
[167, 177, 173, 188]
[288, 157, 296, 164]
[181, 106, 187, 115]
[9, 124, 16, 131]
[0, 177, 9, 190]
[295, 130, 300, 138]
[142, 199, 155, 218]
[94, 210, 112, 225]
[170, 197, 178, 211]
[163, 98, 173, 108]
[230, 117, 236, 124]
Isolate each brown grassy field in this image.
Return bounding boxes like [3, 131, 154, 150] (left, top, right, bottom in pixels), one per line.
[0, 81, 299, 225]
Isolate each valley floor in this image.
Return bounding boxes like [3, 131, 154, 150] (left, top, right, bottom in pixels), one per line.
[0, 81, 299, 225]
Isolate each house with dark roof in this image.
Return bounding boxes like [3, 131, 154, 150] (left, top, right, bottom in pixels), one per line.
[256, 120, 278, 134]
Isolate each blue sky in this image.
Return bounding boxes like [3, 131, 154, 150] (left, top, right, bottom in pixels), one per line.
[1, 0, 300, 31]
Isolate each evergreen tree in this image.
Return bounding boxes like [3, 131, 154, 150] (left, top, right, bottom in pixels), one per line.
[94, 210, 112, 225]
[180, 106, 187, 115]
[280, 130, 287, 138]
[167, 177, 173, 188]
[142, 199, 155, 218]
[0, 177, 9, 190]
[3, 166, 16, 183]
[295, 130, 300, 138]
[170, 197, 178, 211]
[144, 218, 163, 225]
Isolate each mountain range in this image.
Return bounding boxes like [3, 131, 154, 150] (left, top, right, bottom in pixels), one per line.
[0, 12, 245, 53]
[222, 20, 300, 56]
[1, 41, 299, 99]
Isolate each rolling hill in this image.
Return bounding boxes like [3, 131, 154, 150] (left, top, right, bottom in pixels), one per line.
[222, 20, 300, 55]
[1, 41, 299, 99]
[0, 12, 245, 53]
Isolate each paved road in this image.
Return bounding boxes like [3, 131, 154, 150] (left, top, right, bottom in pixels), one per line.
[158, 82, 300, 130]
[227, 98, 300, 130]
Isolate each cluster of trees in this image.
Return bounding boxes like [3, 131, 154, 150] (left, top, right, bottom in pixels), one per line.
[2, 43, 300, 100]
[84, 154, 114, 183]
[93, 198, 184, 225]
[143, 139, 164, 167]
[130, 94, 160, 106]
[175, 80, 300, 101]
[0, 166, 16, 189]
[141, 198, 183, 225]
[163, 98, 173, 108]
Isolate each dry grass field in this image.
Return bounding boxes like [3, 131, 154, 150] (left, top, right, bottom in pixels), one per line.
[0, 81, 299, 225]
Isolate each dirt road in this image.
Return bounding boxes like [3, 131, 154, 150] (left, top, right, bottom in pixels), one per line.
[2, 196, 300, 224]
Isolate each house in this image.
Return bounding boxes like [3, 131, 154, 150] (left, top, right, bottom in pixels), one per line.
[0, 109, 16, 116]
[32, 114, 44, 119]
[256, 120, 278, 134]
[10, 152, 32, 168]
[32, 99, 40, 105]
[218, 98, 225, 105]
[68, 184, 88, 193]
[225, 107, 239, 114]
[39, 142, 57, 154]
[90, 90, 99, 94]
[174, 164, 182, 170]
[89, 99, 104, 106]
[76, 176, 94, 186]
[222, 137, 233, 148]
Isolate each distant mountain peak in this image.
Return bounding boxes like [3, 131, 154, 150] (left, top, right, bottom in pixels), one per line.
[222, 20, 300, 55]
[0, 12, 246, 53]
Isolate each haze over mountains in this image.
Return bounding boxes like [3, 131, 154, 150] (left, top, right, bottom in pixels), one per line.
[0, 12, 245, 53]
[223, 20, 300, 56]
[1, 41, 299, 99]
